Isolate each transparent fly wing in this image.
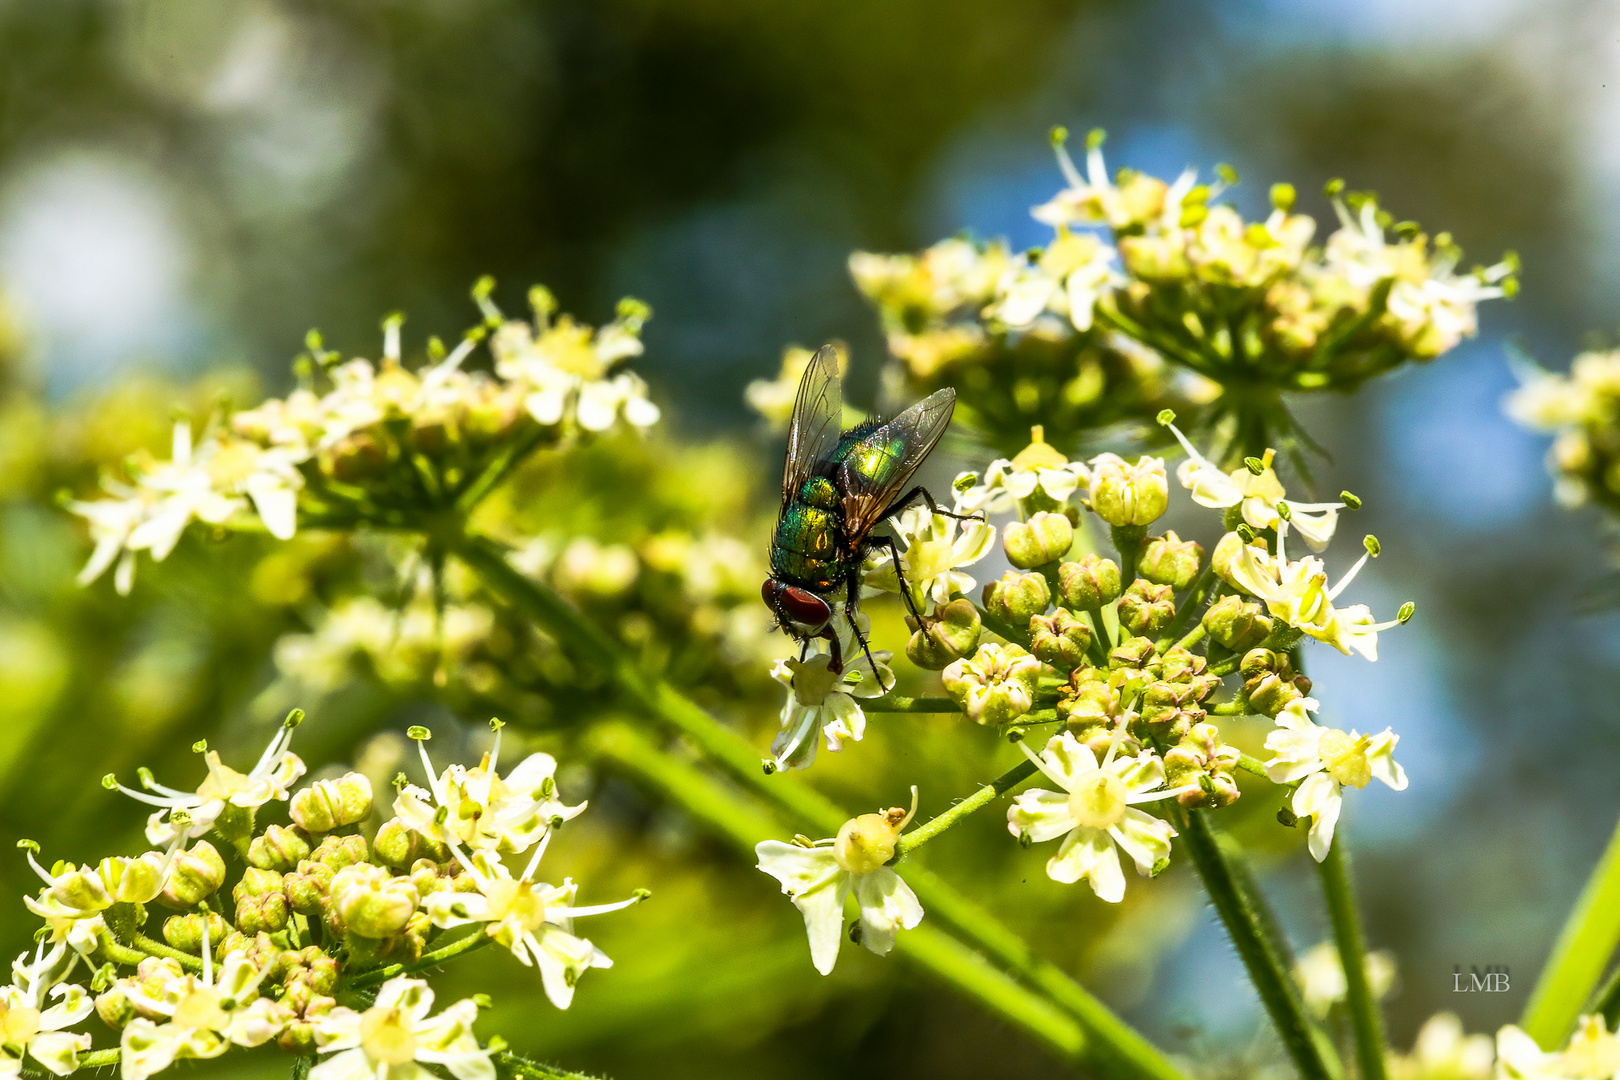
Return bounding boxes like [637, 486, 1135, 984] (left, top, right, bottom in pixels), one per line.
[837, 387, 956, 537]
[781, 344, 843, 512]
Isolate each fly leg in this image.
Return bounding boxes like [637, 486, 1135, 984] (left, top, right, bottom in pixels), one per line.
[876, 485, 988, 528]
[842, 572, 892, 695]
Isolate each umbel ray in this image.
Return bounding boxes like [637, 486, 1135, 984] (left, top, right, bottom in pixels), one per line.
[762, 344, 981, 688]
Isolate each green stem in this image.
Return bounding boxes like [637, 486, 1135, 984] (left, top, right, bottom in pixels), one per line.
[98, 938, 152, 968]
[492, 1048, 607, 1080]
[1319, 837, 1388, 1080]
[1180, 810, 1340, 1080]
[346, 929, 493, 990]
[895, 761, 1038, 858]
[127, 931, 205, 972]
[974, 603, 1032, 648]
[1236, 754, 1270, 779]
[863, 695, 964, 713]
[1171, 624, 1206, 653]
[585, 722, 1086, 1061]
[1085, 605, 1115, 654]
[76, 1050, 120, 1070]
[461, 536, 1185, 1080]
[1521, 806, 1620, 1047]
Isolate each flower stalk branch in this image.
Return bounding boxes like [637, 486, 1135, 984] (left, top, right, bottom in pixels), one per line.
[1521, 805, 1620, 1047]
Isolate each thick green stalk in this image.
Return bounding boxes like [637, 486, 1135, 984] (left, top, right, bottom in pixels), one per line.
[459, 534, 1185, 1079]
[1179, 811, 1340, 1080]
[585, 723, 1086, 1062]
[1318, 837, 1387, 1080]
[1522, 807, 1620, 1047]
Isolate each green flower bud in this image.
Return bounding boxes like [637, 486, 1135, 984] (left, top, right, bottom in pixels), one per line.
[158, 841, 226, 910]
[1202, 594, 1274, 652]
[161, 910, 229, 954]
[1154, 645, 1211, 687]
[1108, 636, 1157, 672]
[372, 818, 425, 871]
[1241, 648, 1311, 717]
[1138, 531, 1204, 590]
[290, 773, 374, 834]
[1117, 580, 1176, 638]
[330, 863, 420, 939]
[982, 571, 1051, 626]
[1164, 723, 1243, 808]
[1057, 555, 1122, 610]
[96, 985, 135, 1030]
[1139, 680, 1207, 740]
[941, 643, 1042, 725]
[1057, 672, 1119, 727]
[409, 858, 451, 899]
[284, 863, 335, 917]
[248, 824, 312, 872]
[1028, 608, 1093, 669]
[1088, 453, 1168, 527]
[233, 868, 289, 935]
[1002, 512, 1074, 570]
[310, 833, 371, 871]
[906, 598, 983, 670]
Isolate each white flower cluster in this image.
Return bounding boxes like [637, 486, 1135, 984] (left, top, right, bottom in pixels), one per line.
[69, 285, 659, 595]
[1505, 348, 1620, 509]
[12, 714, 642, 1080]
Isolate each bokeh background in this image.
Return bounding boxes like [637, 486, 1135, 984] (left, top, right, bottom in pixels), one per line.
[0, 1, 1615, 1077]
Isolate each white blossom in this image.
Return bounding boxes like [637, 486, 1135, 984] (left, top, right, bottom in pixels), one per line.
[755, 792, 923, 975]
[863, 506, 994, 612]
[109, 717, 305, 846]
[1265, 698, 1406, 861]
[395, 724, 583, 855]
[0, 941, 93, 1078]
[768, 616, 892, 772]
[422, 843, 640, 1010]
[118, 945, 291, 1080]
[1007, 728, 1189, 902]
[310, 978, 492, 1080]
[1162, 422, 1341, 550]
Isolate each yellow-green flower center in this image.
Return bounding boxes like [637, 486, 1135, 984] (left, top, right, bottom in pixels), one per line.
[833, 813, 899, 875]
[790, 659, 843, 707]
[172, 988, 228, 1033]
[1068, 770, 1128, 830]
[360, 1006, 419, 1066]
[1317, 728, 1372, 789]
[484, 878, 547, 933]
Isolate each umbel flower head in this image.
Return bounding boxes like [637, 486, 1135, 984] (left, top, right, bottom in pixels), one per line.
[67, 280, 659, 594]
[755, 791, 924, 975]
[1506, 348, 1620, 511]
[1007, 727, 1191, 902]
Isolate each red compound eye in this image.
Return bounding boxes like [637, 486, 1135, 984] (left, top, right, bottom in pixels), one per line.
[763, 580, 832, 628]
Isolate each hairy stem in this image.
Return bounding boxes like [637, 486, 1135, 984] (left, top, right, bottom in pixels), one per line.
[77, 1050, 121, 1070]
[895, 760, 1038, 858]
[127, 931, 205, 972]
[1318, 837, 1388, 1080]
[1180, 810, 1341, 1080]
[493, 1049, 608, 1080]
[1521, 806, 1620, 1047]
